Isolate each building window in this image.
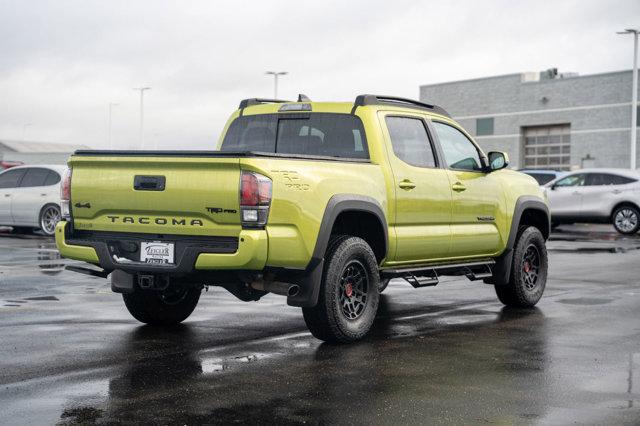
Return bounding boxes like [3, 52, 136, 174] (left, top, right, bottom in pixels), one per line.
[476, 117, 494, 136]
[522, 124, 571, 171]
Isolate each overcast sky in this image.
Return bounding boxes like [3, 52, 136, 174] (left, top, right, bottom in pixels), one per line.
[0, 0, 638, 149]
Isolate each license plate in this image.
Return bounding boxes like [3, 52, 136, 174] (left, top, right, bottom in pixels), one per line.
[140, 241, 175, 264]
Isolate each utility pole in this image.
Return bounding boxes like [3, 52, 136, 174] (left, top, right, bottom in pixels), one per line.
[108, 102, 119, 149]
[618, 29, 639, 169]
[133, 87, 151, 149]
[265, 71, 288, 99]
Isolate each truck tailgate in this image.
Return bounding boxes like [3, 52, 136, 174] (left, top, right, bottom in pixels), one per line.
[68, 154, 242, 237]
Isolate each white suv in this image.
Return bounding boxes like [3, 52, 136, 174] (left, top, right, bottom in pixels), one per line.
[545, 168, 640, 234]
[0, 165, 67, 236]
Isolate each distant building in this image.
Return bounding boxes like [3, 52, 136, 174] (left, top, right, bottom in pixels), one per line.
[0, 140, 89, 165]
[420, 69, 640, 170]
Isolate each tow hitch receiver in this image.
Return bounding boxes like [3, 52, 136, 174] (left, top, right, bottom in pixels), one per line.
[138, 274, 170, 291]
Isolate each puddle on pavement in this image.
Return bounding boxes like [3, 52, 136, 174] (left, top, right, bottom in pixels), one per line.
[200, 352, 272, 374]
[549, 246, 640, 254]
[37, 247, 65, 275]
[557, 297, 614, 306]
[436, 313, 497, 326]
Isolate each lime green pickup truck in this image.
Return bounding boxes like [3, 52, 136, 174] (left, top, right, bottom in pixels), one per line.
[56, 95, 549, 342]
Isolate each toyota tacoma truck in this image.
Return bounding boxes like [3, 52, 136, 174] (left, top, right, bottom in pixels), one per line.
[55, 94, 549, 343]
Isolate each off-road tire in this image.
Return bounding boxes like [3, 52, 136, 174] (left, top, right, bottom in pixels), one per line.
[612, 205, 640, 235]
[302, 235, 380, 343]
[495, 226, 547, 308]
[123, 286, 201, 325]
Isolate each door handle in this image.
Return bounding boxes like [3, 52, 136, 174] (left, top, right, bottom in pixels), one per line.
[398, 179, 416, 190]
[572, 191, 581, 195]
[41, 194, 47, 197]
[452, 182, 466, 192]
[612, 189, 622, 194]
[3, 194, 9, 198]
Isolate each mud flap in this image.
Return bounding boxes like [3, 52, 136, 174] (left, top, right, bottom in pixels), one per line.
[483, 248, 513, 286]
[286, 259, 324, 307]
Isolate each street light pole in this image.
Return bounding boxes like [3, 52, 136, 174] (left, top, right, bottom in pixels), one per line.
[265, 71, 288, 99]
[618, 29, 639, 170]
[133, 87, 151, 149]
[108, 102, 119, 149]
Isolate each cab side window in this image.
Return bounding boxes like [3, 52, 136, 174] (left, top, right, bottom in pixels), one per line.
[0, 169, 26, 188]
[555, 174, 585, 187]
[433, 122, 483, 172]
[385, 116, 437, 168]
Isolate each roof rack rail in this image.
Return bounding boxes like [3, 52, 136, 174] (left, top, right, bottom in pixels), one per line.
[352, 94, 451, 117]
[238, 98, 290, 109]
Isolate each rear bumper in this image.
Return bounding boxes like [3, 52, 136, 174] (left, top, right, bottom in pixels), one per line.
[54, 221, 268, 273]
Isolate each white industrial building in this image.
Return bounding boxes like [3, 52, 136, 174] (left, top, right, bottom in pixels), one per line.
[0, 140, 89, 165]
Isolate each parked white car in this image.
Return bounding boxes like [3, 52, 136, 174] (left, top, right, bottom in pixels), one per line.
[0, 165, 66, 236]
[545, 168, 640, 235]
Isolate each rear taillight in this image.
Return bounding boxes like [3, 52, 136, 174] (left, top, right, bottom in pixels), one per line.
[60, 167, 72, 219]
[240, 170, 272, 227]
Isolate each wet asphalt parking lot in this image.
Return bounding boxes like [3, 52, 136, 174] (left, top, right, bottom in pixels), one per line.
[0, 225, 639, 425]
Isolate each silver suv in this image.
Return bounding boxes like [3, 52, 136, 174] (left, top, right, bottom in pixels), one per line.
[0, 165, 66, 236]
[545, 168, 640, 235]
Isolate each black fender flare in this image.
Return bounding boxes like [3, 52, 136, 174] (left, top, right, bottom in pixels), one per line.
[286, 194, 388, 307]
[488, 196, 550, 286]
[307, 194, 388, 271]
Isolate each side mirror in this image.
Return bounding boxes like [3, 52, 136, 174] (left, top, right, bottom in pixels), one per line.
[487, 151, 509, 171]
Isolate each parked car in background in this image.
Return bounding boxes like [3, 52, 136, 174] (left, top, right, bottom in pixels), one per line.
[0, 160, 24, 170]
[544, 168, 640, 234]
[518, 169, 567, 185]
[0, 165, 66, 236]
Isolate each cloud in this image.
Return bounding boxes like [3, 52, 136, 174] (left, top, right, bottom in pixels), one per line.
[0, 0, 638, 149]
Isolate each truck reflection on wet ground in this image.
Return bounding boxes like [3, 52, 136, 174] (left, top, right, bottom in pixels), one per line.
[55, 305, 549, 424]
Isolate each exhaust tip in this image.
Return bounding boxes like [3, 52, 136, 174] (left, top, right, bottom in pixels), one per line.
[287, 285, 300, 297]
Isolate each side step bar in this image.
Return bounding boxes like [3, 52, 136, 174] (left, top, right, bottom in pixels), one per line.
[381, 260, 495, 288]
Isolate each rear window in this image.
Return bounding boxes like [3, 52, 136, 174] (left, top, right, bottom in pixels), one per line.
[220, 113, 369, 159]
[44, 170, 61, 186]
[585, 173, 637, 186]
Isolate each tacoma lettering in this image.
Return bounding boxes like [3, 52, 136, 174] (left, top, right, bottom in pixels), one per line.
[106, 216, 203, 226]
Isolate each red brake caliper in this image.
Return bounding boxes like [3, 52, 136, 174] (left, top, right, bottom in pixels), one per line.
[523, 261, 531, 273]
[345, 283, 354, 298]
